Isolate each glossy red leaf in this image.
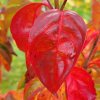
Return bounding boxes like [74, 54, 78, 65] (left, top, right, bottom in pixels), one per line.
[27, 9, 86, 94]
[65, 67, 96, 100]
[10, 3, 49, 52]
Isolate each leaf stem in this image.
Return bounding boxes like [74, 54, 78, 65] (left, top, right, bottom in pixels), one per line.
[47, 0, 53, 9]
[54, 0, 59, 9]
[60, 0, 68, 10]
[83, 32, 100, 69]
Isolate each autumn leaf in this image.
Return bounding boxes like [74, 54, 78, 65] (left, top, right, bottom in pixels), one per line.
[92, 0, 100, 30]
[24, 77, 66, 100]
[0, 90, 24, 100]
[82, 28, 99, 50]
[0, 43, 12, 71]
[65, 67, 96, 100]
[27, 9, 86, 94]
[89, 58, 100, 68]
[24, 77, 44, 100]
[10, 3, 50, 52]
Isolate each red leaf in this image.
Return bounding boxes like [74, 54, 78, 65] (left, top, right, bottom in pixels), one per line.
[27, 9, 86, 94]
[65, 67, 96, 100]
[10, 3, 49, 52]
[82, 29, 99, 50]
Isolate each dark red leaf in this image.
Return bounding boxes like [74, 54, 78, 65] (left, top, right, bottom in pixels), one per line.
[27, 9, 86, 94]
[65, 67, 96, 100]
[25, 66, 35, 83]
[10, 3, 49, 52]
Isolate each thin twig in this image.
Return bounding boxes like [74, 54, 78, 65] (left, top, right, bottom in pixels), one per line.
[60, 0, 68, 10]
[47, 0, 53, 9]
[54, 0, 59, 9]
[83, 33, 100, 69]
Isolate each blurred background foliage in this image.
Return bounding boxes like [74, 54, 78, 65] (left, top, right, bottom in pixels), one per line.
[0, 0, 92, 94]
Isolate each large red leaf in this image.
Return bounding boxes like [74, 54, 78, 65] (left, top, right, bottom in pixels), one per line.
[10, 3, 49, 52]
[66, 67, 96, 100]
[27, 9, 86, 94]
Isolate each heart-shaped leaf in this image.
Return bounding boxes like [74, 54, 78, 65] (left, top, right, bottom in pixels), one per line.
[65, 67, 96, 100]
[27, 9, 86, 94]
[10, 3, 49, 52]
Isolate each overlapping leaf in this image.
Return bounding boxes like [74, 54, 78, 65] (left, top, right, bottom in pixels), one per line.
[10, 3, 49, 52]
[65, 67, 96, 100]
[10, 2, 50, 84]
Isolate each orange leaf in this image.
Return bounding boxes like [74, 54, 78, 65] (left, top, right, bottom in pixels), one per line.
[92, 0, 100, 30]
[24, 77, 66, 100]
[5, 91, 24, 100]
